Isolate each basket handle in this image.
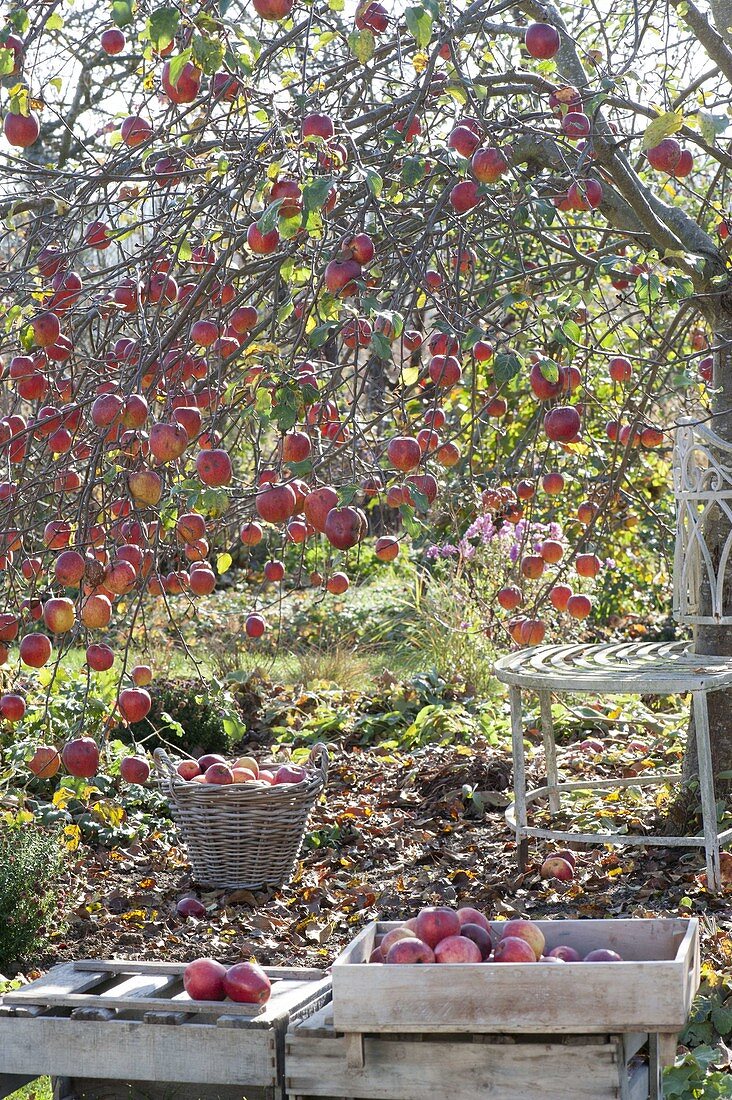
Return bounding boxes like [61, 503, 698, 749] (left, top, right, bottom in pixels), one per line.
[308, 742, 329, 785]
[154, 747, 183, 785]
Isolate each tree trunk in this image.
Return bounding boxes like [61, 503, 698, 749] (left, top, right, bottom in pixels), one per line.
[680, 307, 732, 800]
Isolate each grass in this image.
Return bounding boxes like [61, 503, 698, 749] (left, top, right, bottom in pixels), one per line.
[3, 1079, 51, 1100]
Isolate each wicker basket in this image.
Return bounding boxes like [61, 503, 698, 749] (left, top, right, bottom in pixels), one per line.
[154, 744, 328, 890]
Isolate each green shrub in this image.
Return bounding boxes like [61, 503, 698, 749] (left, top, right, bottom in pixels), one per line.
[118, 678, 246, 757]
[0, 824, 64, 972]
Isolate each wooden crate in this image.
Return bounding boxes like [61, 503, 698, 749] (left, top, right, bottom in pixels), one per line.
[332, 918, 699, 1039]
[0, 959, 331, 1098]
[285, 1004, 654, 1100]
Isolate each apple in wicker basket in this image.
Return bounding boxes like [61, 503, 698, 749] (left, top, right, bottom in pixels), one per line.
[274, 763, 307, 784]
[234, 755, 259, 777]
[205, 763, 234, 784]
[177, 759, 201, 780]
[223, 961, 272, 1004]
[183, 958, 227, 1000]
[198, 753, 227, 771]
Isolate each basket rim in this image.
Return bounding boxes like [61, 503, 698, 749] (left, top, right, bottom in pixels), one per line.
[153, 743, 328, 804]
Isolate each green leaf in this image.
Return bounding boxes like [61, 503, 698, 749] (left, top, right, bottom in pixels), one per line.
[308, 321, 339, 348]
[641, 109, 683, 150]
[192, 33, 225, 75]
[216, 552, 232, 574]
[147, 6, 180, 49]
[401, 156, 425, 187]
[347, 28, 375, 63]
[111, 0, 134, 29]
[45, 12, 63, 30]
[303, 175, 335, 218]
[363, 166, 383, 198]
[698, 110, 728, 146]
[165, 48, 193, 90]
[538, 358, 559, 383]
[370, 331, 392, 360]
[0, 49, 14, 77]
[257, 198, 284, 234]
[405, 3, 433, 47]
[493, 352, 522, 384]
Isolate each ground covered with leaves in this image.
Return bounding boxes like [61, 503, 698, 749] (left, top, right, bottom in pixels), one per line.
[1, 673, 727, 1098]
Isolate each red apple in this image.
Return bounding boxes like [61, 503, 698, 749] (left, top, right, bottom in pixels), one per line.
[223, 961, 271, 1004]
[544, 406, 581, 442]
[0, 693, 25, 721]
[120, 755, 150, 784]
[646, 138, 681, 173]
[548, 944, 581, 962]
[493, 936, 537, 963]
[584, 949, 622, 962]
[62, 737, 100, 778]
[540, 856, 574, 881]
[457, 924, 492, 959]
[275, 763, 306, 784]
[499, 919, 545, 959]
[385, 938, 435, 964]
[456, 906, 491, 932]
[183, 958, 227, 1000]
[177, 760, 201, 780]
[20, 633, 52, 667]
[205, 763, 234, 784]
[415, 907, 461, 948]
[101, 27, 125, 54]
[434, 935, 482, 964]
[525, 22, 560, 58]
[29, 745, 61, 779]
[117, 687, 152, 723]
[324, 506, 366, 550]
[4, 111, 40, 148]
[198, 753, 227, 771]
[176, 897, 206, 918]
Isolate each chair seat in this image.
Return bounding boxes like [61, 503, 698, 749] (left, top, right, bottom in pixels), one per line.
[494, 640, 732, 695]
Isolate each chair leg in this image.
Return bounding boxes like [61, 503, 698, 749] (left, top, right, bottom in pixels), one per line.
[692, 692, 721, 893]
[510, 685, 529, 870]
[539, 689, 560, 815]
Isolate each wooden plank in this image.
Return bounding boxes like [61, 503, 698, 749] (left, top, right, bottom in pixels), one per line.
[331, 919, 697, 1035]
[1, 991, 265, 1018]
[0, 962, 107, 1006]
[73, 961, 325, 980]
[285, 1034, 621, 1100]
[0, 1017, 278, 1087]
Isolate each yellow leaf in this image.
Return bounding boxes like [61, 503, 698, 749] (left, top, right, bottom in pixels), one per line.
[63, 824, 81, 851]
[91, 799, 125, 827]
[413, 50, 429, 73]
[641, 110, 683, 150]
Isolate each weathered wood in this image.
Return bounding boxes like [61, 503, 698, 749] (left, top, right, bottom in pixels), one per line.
[539, 689, 560, 814]
[0, 1017, 278, 1086]
[0, 963, 332, 1091]
[331, 919, 698, 1035]
[73, 960, 325, 981]
[286, 1031, 629, 1100]
[692, 690, 722, 891]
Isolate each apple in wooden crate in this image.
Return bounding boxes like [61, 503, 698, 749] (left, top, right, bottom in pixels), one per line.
[223, 961, 271, 1004]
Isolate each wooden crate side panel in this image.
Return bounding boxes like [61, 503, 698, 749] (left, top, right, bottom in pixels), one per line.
[333, 919, 696, 966]
[285, 1034, 622, 1100]
[0, 1017, 276, 1087]
[331, 959, 688, 1033]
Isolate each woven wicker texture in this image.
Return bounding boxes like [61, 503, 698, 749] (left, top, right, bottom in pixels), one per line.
[154, 744, 328, 889]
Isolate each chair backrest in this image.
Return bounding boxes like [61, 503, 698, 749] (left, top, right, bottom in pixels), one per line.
[674, 418, 732, 625]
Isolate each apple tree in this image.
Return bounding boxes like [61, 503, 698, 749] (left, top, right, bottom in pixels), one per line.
[0, 0, 729, 787]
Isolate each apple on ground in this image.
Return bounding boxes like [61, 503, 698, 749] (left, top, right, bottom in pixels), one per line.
[176, 897, 206, 918]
